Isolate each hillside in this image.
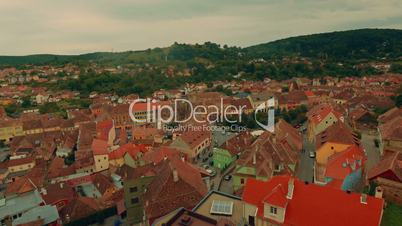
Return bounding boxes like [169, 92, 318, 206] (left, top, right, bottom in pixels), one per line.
[245, 29, 402, 61]
[1, 29, 402, 67]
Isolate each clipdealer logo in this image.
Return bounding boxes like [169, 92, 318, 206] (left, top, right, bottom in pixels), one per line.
[129, 97, 275, 132]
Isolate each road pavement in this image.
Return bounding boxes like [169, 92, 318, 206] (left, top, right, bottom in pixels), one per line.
[296, 134, 315, 183]
[360, 130, 381, 172]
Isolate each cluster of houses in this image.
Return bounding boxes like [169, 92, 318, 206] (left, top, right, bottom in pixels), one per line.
[0, 73, 400, 226]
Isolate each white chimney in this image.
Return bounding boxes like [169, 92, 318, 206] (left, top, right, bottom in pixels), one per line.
[41, 188, 47, 195]
[287, 178, 294, 199]
[252, 153, 256, 165]
[375, 186, 383, 199]
[60, 183, 64, 189]
[173, 168, 179, 182]
[360, 194, 367, 204]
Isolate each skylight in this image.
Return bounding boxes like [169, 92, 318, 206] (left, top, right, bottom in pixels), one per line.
[210, 200, 234, 215]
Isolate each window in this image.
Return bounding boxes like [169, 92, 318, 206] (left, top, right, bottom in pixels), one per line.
[248, 216, 255, 226]
[130, 187, 138, 193]
[131, 197, 139, 204]
[210, 200, 233, 215]
[270, 206, 277, 215]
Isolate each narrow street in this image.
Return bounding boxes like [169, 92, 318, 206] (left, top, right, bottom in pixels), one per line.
[296, 135, 315, 182]
[360, 130, 381, 172]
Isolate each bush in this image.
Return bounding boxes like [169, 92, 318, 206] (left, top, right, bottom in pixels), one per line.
[63, 207, 117, 226]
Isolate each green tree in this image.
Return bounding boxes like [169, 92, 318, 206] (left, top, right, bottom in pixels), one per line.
[21, 96, 32, 108]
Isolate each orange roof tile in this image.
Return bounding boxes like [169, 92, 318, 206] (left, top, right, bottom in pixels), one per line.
[243, 176, 384, 226]
[91, 138, 108, 155]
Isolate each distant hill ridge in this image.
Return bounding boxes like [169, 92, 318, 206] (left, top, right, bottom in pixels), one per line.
[1, 28, 402, 66]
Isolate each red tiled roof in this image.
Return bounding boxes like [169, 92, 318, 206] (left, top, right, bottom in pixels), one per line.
[220, 131, 254, 156]
[325, 145, 366, 180]
[378, 107, 402, 123]
[142, 147, 182, 164]
[242, 176, 384, 226]
[263, 184, 288, 208]
[143, 157, 207, 220]
[304, 90, 314, 97]
[378, 116, 402, 141]
[6, 156, 35, 168]
[315, 121, 360, 149]
[368, 152, 402, 182]
[108, 143, 147, 160]
[130, 102, 160, 112]
[275, 119, 302, 152]
[61, 197, 102, 222]
[96, 119, 114, 141]
[91, 138, 108, 155]
[92, 173, 116, 195]
[308, 104, 343, 125]
[16, 219, 44, 226]
[177, 130, 211, 149]
[5, 177, 36, 196]
[48, 157, 67, 179]
[42, 182, 75, 207]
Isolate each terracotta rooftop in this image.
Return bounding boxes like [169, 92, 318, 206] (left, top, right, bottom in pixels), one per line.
[177, 130, 211, 149]
[220, 131, 254, 156]
[378, 107, 402, 124]
[242, 176, 384, 226]
[368, 152, 402, 182]
[143, 157, 207, 220]
[325, 145, 366, 181]
[315, 122, 360, 149]
[5, 177, 36, 196]
[91, 138, 108, 155]
[378, 116, 402, 141]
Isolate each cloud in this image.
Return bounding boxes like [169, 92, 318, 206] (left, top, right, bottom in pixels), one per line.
[0, 0, 401, 55]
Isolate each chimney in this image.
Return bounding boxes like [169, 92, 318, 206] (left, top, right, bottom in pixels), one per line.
[60, 182, 64, 189]
[252, 153, 256, 165]
[173, 168, 179, 182]
[41, 188, 47, 195]
[287, 178, 294, 199]
[360, 194, 367, 204]
[375, 186, 383, 199]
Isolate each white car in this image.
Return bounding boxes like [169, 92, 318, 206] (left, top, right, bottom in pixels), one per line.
[206, 169, 217, 177]
[309, 151, 316, 158]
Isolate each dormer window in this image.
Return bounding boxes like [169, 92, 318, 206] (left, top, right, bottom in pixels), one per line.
[270, 206, 278, 215]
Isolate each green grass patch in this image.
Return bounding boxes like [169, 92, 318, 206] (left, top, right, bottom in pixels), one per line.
[382, 202, 402, 226]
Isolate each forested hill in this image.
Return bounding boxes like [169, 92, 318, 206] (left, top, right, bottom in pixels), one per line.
[1, 28, 402, 67]
[245, 29, 402, 61]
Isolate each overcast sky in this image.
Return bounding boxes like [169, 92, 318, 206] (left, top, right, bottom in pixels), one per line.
[1, 0, 402, 55]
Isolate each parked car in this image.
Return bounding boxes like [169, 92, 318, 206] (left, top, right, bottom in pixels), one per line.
[202, 164, 210, 169]
[206, 168, 217, 177]
[309, 151, 316, 158]
[224, 175, 232, 181]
